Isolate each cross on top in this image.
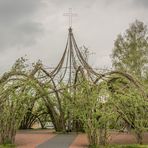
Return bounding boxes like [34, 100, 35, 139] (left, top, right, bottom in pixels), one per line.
[63, 8, 77, 27]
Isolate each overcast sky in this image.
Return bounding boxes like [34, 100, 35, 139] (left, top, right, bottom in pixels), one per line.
[0, 0, 148, 74]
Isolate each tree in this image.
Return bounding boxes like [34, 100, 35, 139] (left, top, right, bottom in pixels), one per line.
[0, 58, 33, 144]
[112, 20, 148, 78]
[20, 99, 50, 129]
[108, 76, 148, 144]
[111, 20, 148, 144]
[69, 80, 113, 147]
[0, 84, 32, 144]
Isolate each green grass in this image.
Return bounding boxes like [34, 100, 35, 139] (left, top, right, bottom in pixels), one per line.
[89, 144, 148, 148]
[0, 144, 15, 148]
[107, 144, 148, 148]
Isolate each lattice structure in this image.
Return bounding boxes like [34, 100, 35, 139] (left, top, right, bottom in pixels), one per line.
[49, 27, 101, 86]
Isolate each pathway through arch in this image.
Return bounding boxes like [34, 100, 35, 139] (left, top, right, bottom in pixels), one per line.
[36, 133, 77, 148]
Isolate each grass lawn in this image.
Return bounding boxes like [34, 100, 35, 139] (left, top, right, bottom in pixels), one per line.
[0, 144, 15, 148]
[96, 144, 148, 148]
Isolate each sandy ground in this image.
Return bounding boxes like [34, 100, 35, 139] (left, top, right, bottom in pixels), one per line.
[70, 132, 148, 147]
[109, 132, 148, 144]
[15, 130, 56, 148]
[70, 134, 89, 148]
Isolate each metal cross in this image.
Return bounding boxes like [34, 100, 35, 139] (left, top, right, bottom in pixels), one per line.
[63, 8, 77, 27]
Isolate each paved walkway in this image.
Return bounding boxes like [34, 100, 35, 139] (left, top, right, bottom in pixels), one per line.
[36, 133, 77, 148]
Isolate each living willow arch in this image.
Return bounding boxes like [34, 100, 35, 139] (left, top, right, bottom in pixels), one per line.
[0, 27, 146, 134]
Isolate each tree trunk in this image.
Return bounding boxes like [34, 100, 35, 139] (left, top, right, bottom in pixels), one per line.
[99, 128, 108, 145]
[135, 130, 143, 144]
[86, 119, 99, 147]
[47, 107, 66, 132]
[87, 128, 99, 147]
[73, 119, 84, 132]
[0, 124, 16, 144]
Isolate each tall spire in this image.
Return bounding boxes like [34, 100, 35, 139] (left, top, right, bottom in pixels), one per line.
[49, 9, 101, 85]
[49, 26, 100, 85]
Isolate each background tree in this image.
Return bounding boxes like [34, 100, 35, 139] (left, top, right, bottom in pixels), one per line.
[112, 20, 148, 78]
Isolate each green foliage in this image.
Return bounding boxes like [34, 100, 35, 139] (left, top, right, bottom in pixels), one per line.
[0, 58, 38, 144]
[112, 20, 148, 78]
[20, 98, 50, 129]
[111, 20, 148, 143]
[108, 75, 148, 144]
[68, 80, 113, 146]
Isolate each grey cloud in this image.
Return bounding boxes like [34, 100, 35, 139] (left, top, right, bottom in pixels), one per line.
[96, 0, 148, 9]
[0, 0, 148, 75]
[0, 0, 43, 23]
[48, 0, 96, 8]
[0, 22, 43, 50]
[132, 0, 148, 7]
[0, 0, 45, 50]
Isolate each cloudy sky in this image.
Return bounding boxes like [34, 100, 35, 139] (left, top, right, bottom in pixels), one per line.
[0, 0, 148, 74]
